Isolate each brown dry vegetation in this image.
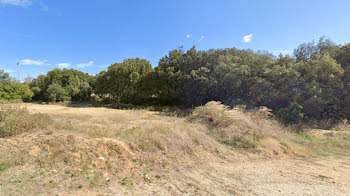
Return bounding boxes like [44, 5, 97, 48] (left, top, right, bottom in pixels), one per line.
[0, 102, 349, 195]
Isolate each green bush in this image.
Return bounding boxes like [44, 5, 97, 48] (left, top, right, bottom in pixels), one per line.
[0, 106, 52, 137]
[0, 82, 33, 101]
[277, 102, 304, 124]
[46, 83, 71, 102]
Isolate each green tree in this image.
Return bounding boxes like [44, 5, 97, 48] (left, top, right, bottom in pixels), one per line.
[46, 83, 70, 102]
[0, 70, 33, 101]
[98, 58, 153, 103]
[30, 68, 94, 102]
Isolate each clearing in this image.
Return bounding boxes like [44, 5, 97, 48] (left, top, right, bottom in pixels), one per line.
[0, 103, 349, 196]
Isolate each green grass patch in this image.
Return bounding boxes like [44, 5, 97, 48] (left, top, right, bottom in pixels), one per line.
[222, 135, 260, 149]
[292, 131, 350, 157]
[0, 163, 9, 174]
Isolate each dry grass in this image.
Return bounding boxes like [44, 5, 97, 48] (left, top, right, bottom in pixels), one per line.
[334, 120, 350, 132]
[188, 101, 288, 149]
[0, 105, 52, 137]
[1, 102, 349, 195]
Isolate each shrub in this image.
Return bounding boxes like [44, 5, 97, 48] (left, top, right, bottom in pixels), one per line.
[277, 102, 304, 124]
[46, 83, 71, 102]
[0, 82, 33, 101]
[0, 105, 52, 137]
[188, 101, 238, 127]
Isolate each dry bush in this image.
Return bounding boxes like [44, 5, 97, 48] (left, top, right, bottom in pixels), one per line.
[221, 135, 260, 149]
[188, 101, 287, 149]
[188, 101, 240, 128]
[334, 120, 350, 132]
[0, 105, 52, 137]
[115, 121, 214, 154]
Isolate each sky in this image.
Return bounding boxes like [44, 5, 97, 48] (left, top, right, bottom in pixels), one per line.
[1, 0, 350, 80]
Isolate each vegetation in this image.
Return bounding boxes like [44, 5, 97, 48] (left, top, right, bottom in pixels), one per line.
[188, 101, 237, 128]
[0, 102, 349, 195]
[0, 105, 52, 137]
[1, 37, 349, 124]
[0, 70, 33, 101]
[29, 68, 94, 102]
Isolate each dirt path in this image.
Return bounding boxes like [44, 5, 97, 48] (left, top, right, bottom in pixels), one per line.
[225, 157, 350, 196]
[66, 157, 350, 196]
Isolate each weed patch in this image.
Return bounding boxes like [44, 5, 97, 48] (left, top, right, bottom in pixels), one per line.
[222, 135, 260, 149]
[292, 131, 350, 157]
[0, 105, 52, 137]
[0, 163, 9, 174]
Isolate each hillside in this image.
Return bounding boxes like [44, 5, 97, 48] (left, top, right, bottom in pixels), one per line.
[0, 103, 349, 195]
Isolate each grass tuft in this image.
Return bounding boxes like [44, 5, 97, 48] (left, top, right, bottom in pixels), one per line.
[188, 101, 239, 128]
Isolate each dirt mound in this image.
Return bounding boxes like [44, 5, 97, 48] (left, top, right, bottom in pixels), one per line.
[0, 130, 135, 169]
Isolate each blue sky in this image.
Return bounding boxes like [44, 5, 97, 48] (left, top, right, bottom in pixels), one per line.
[1, 0, 350, 80]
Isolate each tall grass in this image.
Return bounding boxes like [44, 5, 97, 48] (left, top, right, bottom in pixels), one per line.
[0, 105, 52, 137]
[188, 101, 270, 149]
[188, 101, 239, 128]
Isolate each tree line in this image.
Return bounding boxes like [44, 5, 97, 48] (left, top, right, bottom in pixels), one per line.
[1, 37, 349, 123]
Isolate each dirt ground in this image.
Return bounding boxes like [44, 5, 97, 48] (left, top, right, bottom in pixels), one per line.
[1, 103, 349, 196]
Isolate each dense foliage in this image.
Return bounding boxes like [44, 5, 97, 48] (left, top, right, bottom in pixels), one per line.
[29, 68, 95, 102]
[1, 37, 349, 123]
[95, 58, 153, 104]
[0, 70, 33, 101]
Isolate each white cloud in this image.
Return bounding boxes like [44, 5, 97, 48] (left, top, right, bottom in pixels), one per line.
[186, 34, 192, 39]
[57, 12, 63, 17]
[242, 34, 253, 43]
[77, 61, 94, 68]
[18, 59, 48, 66]
[0, 0, 31, 6]
[57, 63, 70, 68]
[197, 35, 205, 43]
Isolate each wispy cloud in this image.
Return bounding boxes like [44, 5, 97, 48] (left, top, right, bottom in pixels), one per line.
[273, 49, 293, 56]
[0, 0, 32, 6]
[99, 64, 109, 68]
[4, 69, 16, 73]
[0, 0, 48, 11]
[12, 32, 35, 40]
[242, 34, 253, 43]
[37, 0, 48, 11]
[41, 4, 48, 11]
[18, 59, 48, 66]
[57, 63, 70, 68]
[77, 61, 94, 68]
[57, 12, 63, 17]
[186, 34, 192, 39]
[197, 35, 205, 43]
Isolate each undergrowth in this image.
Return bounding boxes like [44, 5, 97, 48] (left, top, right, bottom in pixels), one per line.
[0, 105, 52, 137]
[188, 101, 263, 149]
